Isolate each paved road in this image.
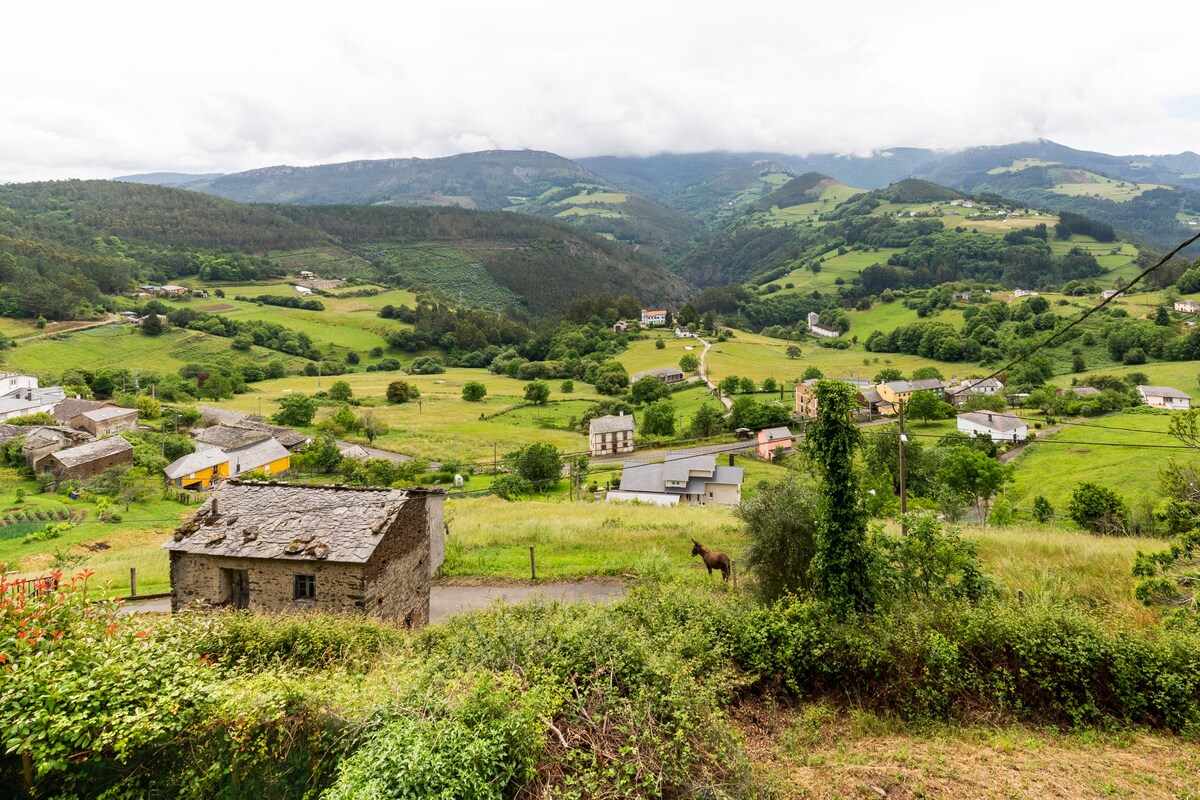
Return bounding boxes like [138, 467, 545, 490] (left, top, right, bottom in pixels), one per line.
[119, 580, 627, 622]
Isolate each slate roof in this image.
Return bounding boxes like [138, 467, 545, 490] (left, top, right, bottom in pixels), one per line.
[235, 420, 309, 449]
[0, 388, 66, 418]
[80, 406, 137, 423]
[589, 414, 636, 435]
[49, 436, 133, 468]
[630, 367, 684, 383]
[54, 398, 112, 423]
[163, 482, 415, 564]
[0, 424, 27, 444]
[198, 405, 249, 426]
[758, 426, 794, 442]
[958, 411, 1027, 433]
[228, 438, 291, 474]
[195, 424, 271, 450]
[1139, 385, 1192, 400]
[618, 453, 743, 494]
[164, 448, 231, 480]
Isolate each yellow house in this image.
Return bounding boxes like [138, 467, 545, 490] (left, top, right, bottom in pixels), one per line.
[164, 438, 291, 490]
[874, 379, 949, 416]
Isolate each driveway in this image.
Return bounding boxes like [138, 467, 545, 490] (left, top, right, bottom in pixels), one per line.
[118, 580, 627, 623]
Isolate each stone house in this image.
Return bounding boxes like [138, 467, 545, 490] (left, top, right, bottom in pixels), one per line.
[163, 482, 446, 625]
[956, 411, 1028, 442]
[42, 436, 134, 481]
[794, 378, 872, 419]
[589, 413, 635, 457]
[630, 366, 685, 386]
[806, 311, 841, 339]
[875, 378, 949, 416]
[1138, 385, 1192, 410]
[20, 426, 93, 471]
[70, 406, 139, 437]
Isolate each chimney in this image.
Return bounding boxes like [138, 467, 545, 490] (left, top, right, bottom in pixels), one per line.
[987, 413, 993, 423]
[211, 498, 219, 516]
[618, 411, 623, 416]
[728, 454, 735, 467]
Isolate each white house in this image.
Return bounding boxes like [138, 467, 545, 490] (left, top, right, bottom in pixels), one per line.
[0, 386, 67, 422]
[1138, 385, 1192, 410]
[945, 377, 1004, 407]
[589, 413, 636, 457]
[608, 453, 744, 506]
[1175, 300, 1198, 313]
[1012, 289, 1039, 299]
[806, 311, 841, 339]
[1101, 289, 1122, 300]
[640, 309, 667, 326]
[0, 373, 40, 396]
[957, 411, 1028, 442]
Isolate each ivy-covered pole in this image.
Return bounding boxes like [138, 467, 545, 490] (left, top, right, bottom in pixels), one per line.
[806, 379, 875, 615]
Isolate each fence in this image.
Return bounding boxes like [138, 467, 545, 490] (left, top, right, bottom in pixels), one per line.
[3, 573, 58, 598]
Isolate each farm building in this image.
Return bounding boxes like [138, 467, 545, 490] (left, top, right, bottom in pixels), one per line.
[20, 426, 93, 471]
[1175, 300, 1198, 313]
[69, 406, 138, 437]
[630, 366, 685, 386]
[608, 453, 743, 507]
[956, 411, 1028, 442]
[805, 311, 840, 339]
[589, 413, 635, 457]
[1012, 289, 1039, 299]
[42, 436, 134, 481]
[163, 482, 446, 625]
[1138, 385, 1192, 410]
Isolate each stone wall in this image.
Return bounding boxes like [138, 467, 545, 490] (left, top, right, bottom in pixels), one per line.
[363, 496, 430, 626]
[169, 551, 366, 614]
[84, 414, 138, 437]
[55, 448, 133, 481]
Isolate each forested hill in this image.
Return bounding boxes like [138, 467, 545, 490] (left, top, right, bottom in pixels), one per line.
[0, 180, 687, 320]
[167, 150, 704, 263]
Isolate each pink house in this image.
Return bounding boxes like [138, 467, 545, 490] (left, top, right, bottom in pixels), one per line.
[755, 426, 795, 460]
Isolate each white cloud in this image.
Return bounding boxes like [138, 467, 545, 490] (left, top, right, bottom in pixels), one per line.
[3, 0, 1198, 182]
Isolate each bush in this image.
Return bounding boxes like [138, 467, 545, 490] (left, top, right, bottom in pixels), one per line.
[406, 356, 445, 375]
[462, 381, 487, 402]
[737, 479, 819, 601]
[1068, 482, 1128, 534]
[386, 380, 420, 404]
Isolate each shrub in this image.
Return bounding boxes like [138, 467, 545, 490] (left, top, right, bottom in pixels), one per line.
[1068, 482, 1128, 534]
[462, 381, 487, 402]
[737, 479, 819, 601]
[386, 380, 419, 404]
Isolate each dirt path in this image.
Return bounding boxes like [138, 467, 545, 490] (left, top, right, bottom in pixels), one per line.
[999, 423, 1064, 464]
[695, 335, 732, 410]
[12, 315, 119, 341]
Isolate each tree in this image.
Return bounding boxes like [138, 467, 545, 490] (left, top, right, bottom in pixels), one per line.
[560, 380, 574, 393]
[505, 443, 562, 491]
[326, 404, 361, 434]
[938, 448, 1013, 526]
[688, 404, 725, 438]
[906, 390, 947, 424]
[140, 314, 163, 336]
[135, 395, 161, 419]
[1072, 353, 1086, 372]
[805, 380, 875, 614]
[801, 366, 823, 381]
[524, 380, 550, 405]
[874, 367, 903, 384]
[910, 366, 944, 381]
[737, 479, 820, 601]
[1067, 482, 1127, 534]
[386, 380, 419, 404]
[728, 397, 791, 430]
[631, 375, 670, 405]
[231, 333, 253, 350]
[1032, 495, 1054, 523]
[655, 338, 666, 350]
[328, 380, 353, 402]
[359, 410, 387, 443]
[762, 377, 778, 393]
[298, 436, 343, 474]
[116, 466, 159, 511]
[406, 356, 445, 375]
[962, 393, 1006, 413]
[462, 381, 487, 402]
[1155, 305, 1172, 326]
[786, 345, 802, 359]
[273, 393, 317, 427]
[738, 377, 756, 394]
[679, 353, 700, 372]
[718, 375, 740, 396]
[641, 399, 676, 437]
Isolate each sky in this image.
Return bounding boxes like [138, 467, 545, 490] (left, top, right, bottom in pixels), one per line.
[4, 1, 1199, 183]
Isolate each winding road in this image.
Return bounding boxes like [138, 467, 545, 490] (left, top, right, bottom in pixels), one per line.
[694, 335, 733, 410]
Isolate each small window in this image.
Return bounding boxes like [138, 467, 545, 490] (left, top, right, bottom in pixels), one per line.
[294, 574, 315, 601]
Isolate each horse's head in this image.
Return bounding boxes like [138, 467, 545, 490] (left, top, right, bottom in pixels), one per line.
[690, 539, 703, 557]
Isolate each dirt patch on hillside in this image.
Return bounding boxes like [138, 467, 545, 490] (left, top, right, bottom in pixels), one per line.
[200, 303, 234, 312]
[1066, 448, 1092, 455]
[730, 699, 1200, 799]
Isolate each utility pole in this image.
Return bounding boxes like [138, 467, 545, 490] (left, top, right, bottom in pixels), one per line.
[898, 400, 908, 535]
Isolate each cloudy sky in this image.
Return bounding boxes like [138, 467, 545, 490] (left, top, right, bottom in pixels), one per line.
[4, 1, 1198, 182]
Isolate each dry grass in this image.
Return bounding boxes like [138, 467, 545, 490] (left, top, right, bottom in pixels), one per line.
[736, 700, 1200, 799]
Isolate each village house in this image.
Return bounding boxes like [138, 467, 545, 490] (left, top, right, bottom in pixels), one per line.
[640, 309, 668, 326]
[874, 379, 949, 416]
[945, 377, 1004, 407]
[957, 411, 1028, 442]
[952, 291, 972, 301]
[589, 413, 635, 457]
[0, 372, 39, 396]
[163, 482, 446, 625]
[806, 311, 841, 339]
[1012, 289, 1039, 299]
[19, 426, 93, 471]
[1175, 300, 1198, 313]
[794, 378, 872, 419]
[164, 436, 291, 489]
[755, 426, 795, 460]
[42, 436, 134, 481]
[70, 406, 138, 437]
[612, 320, 630, 333]
[630, 366, 685, 386]
[1138, 385, 1192, 410]
[193, 424, 271, 452]
[608, 453, 744, 506]
[0, 386, 67, 422]
[339, 442, 372, 460]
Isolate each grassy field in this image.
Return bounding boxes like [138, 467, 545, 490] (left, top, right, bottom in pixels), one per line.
[771, 248, 904, 294]
[618, 334, 702, 376]
[4, 325, 309, 378]
[1005, 411, 1183, 512]
[1050, 171, 1165, 202]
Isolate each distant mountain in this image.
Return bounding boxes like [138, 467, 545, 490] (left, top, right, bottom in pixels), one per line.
[169, 150, 702, 263]
[757, 172, 850, 210]
[114, 172, 225, 186]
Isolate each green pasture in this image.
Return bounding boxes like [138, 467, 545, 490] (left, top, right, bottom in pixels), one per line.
[849, 299, 965, 334]
[1050, 174, 1164, 203]
[554, 190, 630, 205]
[192, 297, 400, 354]
[986, 158, 1058, 174]
[771, 247, 904, 294]
[554, 207, 624, 219]
[618, 335, 702, 376]
[5, 325, 308, 378]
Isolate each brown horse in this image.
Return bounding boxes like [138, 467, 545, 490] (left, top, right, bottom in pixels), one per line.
[691, 538, 731, 582]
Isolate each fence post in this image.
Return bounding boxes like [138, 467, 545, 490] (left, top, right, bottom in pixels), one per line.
[731, 561, 737, 589]
[129, 568, 137, 598]
[529, 546, 537, 581]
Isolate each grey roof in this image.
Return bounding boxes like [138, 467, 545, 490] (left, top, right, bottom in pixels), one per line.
[54, 398, 111, 423]
[228, 438, 291, 475]
[198, 405, 250, 426]
[195, 424, 271, 450]
[589, 414, 636, 435]
[164, 448, 230, 480]
[0, 392, 62, 418]
[1139, 385, 1192, 400]
[50, 436, 133, 468]
[802, 378, 871, 389]
[958, 411, 1027, 433]
[880, 379, 948, 394]
[21, 426, 91, 448]
[683, 466, 743, 495]
[235, 420, 309, 449]
[618, 453, 744, 494]
[759, 427, 794, 442]
[80, 406, 137, 423]
[163, 482, 415, 564]
[861, 388, 883, 405]
[0, 424, 28, 444]
[630, 367, 684, 383]
[617, 460, 665, 493]
[949, 378, 1003, 394]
